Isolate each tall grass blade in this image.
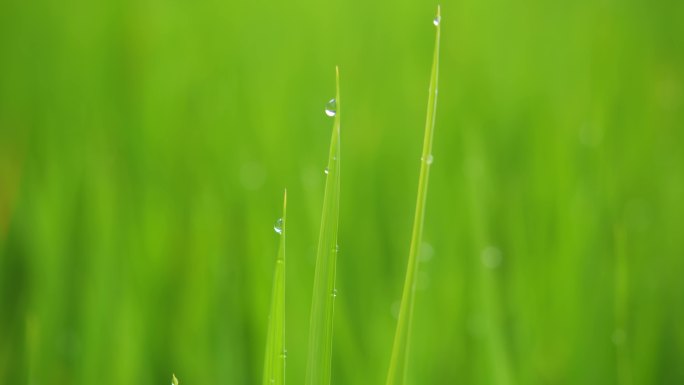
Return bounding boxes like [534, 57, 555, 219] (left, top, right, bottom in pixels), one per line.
[305, 67, 342, 385]
[262, 190, 287, 385]
[385, 6, 441, 385]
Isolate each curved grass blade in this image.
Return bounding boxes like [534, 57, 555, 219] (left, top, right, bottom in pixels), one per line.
[385, 6, 441, 385]
[263, 190, 287, 385]
[305, 66, 341, 385]
[172, 374, 179, 385]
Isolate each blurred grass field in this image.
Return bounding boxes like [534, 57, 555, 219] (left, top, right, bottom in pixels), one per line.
[1, 0, 684, 384]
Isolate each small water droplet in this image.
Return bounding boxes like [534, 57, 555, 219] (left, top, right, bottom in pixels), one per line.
[416, 271, 430, 291]
[481, 246, 502, 269]
[433, 15, 441, 26]
[467, 313, 485, 337]
[420, 242, 434, 262]
[332, 288, 338, 298]
[280, 349, 288, 358]
[421, 155, 434, 164]
[390, 301, 401, 319]
[324, 167, 329, 175]
[325, 98, 337, 117]
[274, 218, 283, 234]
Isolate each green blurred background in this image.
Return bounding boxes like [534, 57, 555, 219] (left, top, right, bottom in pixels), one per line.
[1, 0, 683, 383]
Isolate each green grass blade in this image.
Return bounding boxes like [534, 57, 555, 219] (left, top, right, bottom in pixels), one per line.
[263, 190, 287, 385]
[385, 6, 441, 385]
[172, 374, 179, 385]
[305, 66, 341, 385]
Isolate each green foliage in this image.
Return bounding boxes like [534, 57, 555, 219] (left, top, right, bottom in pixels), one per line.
[385, 6, 440, 385]
[263, 191, 287, 385]
[1, 1, 683, 385]
[305, 67, 341, 385]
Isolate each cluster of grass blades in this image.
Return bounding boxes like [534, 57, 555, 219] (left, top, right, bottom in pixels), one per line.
[262, 66, 341, 385]
[257, 5, 440, 385]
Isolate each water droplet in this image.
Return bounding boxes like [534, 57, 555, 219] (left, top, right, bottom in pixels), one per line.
[325, 98, 337, 117]
[420, 242, 434, 262]
[274, 218, 283, 234]
[324, 167, 329, 175]
[239, 162, 266, 191]
[423, 154, 434, 164]
[433, 15, 441, 26]
[390, 301, 401, 319]
[579, 122, 604, 147]
[467, 313, 485, 337]
[416, 271, 430, 291]
[624, 199, 652, 233]
[335, 244, 340, 252]
[481, 246, 502, 269]
[280, 349, 288, 358]
[332, 288, 338, 298]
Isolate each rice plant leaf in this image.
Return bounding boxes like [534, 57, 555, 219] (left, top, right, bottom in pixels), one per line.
[263, 190, 287, 385]
[305, 66, 341, 385]
[385, 6, 441, 385]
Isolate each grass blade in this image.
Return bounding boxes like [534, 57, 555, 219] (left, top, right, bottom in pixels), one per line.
[385, 6, 441, 385]
[305, 66, 341, 385]
[262, 190, 287, 385]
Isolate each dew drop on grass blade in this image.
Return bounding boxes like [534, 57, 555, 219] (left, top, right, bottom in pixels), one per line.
[386, 6, 441, 385]
[263, 190, 287, 385]
[305, 67, 341, 385]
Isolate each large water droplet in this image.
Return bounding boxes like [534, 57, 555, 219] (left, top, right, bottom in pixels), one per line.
[433, 15, 441, 26]
[324, 167, 329, 175]
[416, 271, 430, 291]
[274, 218, 283, 234]
[325, 98, 337, 117]
[422, 154, 434, 165]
